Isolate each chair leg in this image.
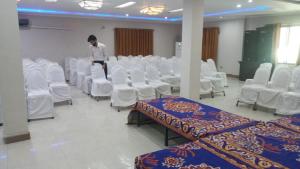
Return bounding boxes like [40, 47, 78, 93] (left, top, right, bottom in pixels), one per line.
[223, 91, 226, 96]
[110, 102, 112, 107]
[118, 107, 120, 112]
[69, 100, 73, 105]
[211, 92, 214, 98]
[253, 102, 257, 111]
[236, 100, 239, 107]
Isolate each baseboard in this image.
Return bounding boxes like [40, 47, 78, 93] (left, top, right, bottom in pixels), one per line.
[227, 74, 239, 78]
[4, 132, 31, 144]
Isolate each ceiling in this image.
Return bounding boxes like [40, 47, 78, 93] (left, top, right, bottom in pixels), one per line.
[17, 0, 300, 22]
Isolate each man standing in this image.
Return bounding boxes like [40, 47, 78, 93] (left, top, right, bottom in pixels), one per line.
[87, 35, 108, 79]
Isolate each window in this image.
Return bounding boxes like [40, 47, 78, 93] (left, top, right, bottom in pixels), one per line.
[276, 26, 300, 64]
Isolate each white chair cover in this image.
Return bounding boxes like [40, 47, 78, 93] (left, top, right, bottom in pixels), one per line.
[111, 67, 137, 108]
[256, 67, 292, 109]
[47, 64, 72, 103]
[26, 66, 54, 120]
[200, 79, 213, 96]
[64, 57, 71, 81]
[146, 66, 171, 96]
[76, 59, 87, 89]
[130, 69, 156, 100]
[201, 62, 224, 94]
[69, 58, 78, 86]
[207, 59, 228, 87]
[160, 59, 180, 88]
[90, 64, 113, 97]
[259, 63, 272, 70]
[238, 67, 271, 105]
[276, 72, 300, 115]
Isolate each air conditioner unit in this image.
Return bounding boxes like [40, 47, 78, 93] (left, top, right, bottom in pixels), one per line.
[19, 18, 30, 29]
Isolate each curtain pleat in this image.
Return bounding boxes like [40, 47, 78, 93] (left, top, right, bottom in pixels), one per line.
[115, 28, 153, 56]
[202, 27, 220, 62]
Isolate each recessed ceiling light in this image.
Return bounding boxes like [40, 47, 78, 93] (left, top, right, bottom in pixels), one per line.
[115, 1, 136, 8]
[236, 4, 242, 8]
[164, 16, 168, 19]
[168, 8, 183, 13]
[79, 0, 103, 10]
[248, 0, 253, 3]
[45, 0, 57, 2]
[125, 14, 129, 17]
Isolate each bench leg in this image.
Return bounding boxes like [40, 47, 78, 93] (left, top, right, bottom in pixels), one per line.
[165, 127, 169, 146]
[137, 111, 141, 127]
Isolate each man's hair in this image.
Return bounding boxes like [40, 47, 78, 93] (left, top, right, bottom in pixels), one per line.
[87, 35, 97, 42]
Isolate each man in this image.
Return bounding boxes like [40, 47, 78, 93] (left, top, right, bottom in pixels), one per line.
[87, 35, 108, 79]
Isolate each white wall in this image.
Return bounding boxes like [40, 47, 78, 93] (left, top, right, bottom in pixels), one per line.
[205, 19, 245, 76]
[19, 15, 181, 66]
[246, 13, 300, 30]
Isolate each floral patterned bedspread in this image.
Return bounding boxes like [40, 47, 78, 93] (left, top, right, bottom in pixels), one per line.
[135, 122, 300, 169]
[132, 96, 257, 140]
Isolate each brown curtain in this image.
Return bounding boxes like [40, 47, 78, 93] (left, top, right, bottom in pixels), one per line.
[202, 27, 220, 62]
[115, 28, 153, 56]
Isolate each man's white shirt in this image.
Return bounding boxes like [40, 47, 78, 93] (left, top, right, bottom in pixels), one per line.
[89, 42, 107, 61]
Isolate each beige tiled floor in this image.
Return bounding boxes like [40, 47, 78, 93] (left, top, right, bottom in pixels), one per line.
[0, 78, 280, 169]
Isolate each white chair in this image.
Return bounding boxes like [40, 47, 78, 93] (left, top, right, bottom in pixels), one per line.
[276, 72, 300, 115]
[26, 66, 54, 120]
[69, 58, 77, 86]
[76, 59, 87, 89]
[109, 56, 118, 62]
[82, 62, 92, 95]
[64, 57, 71, 81]
[201, 61, 225, 96]
[111, 67, 137, 112]
[236, 66, 272, 106]
[47, 64, 72, 104]
[289, 66, 300, 90]
[90, 64, 113, 99]
[260, 63, 272, 70]
[207, 59, 228, 87]
[146, 66, 171, 97]
[159, 59, 180, 89]
[199, 79, 213, 99]
[255, 67, 292, 110]
[130, 69, 156, 100]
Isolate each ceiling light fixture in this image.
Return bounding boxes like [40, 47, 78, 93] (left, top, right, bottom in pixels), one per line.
[45, 0, 58, 2]
[116, 1, 136, 8]
[248, 0, 253, 3]
[79, 0, 103, 10]
[126, 13, 129, 17]
[236, 4, 242, 8]
[140, 6, 165, 15]
[168, 8, 183, 13]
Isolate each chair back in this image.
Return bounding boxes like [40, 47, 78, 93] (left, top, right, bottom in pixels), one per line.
[207, 59, 218, 72]
[270, 67, 292, 90]
[70, 58, 77, 72]
[146, 66, 160, 81]
[26, 65, 49, 92]
[253, 67, 271, 86]
[47, 64, 66, 83]
[111, 67, 128, 85]
[91, 64, 106, 80]
[130, 69, 145, 83]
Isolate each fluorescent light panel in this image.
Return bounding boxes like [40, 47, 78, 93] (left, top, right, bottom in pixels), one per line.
[116, 1, 136, 8]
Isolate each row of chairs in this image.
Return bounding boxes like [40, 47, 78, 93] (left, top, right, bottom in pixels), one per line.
[23, 58, 72, 120]
[237, 63, 300, 115]
[65, 56, 173, 111]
